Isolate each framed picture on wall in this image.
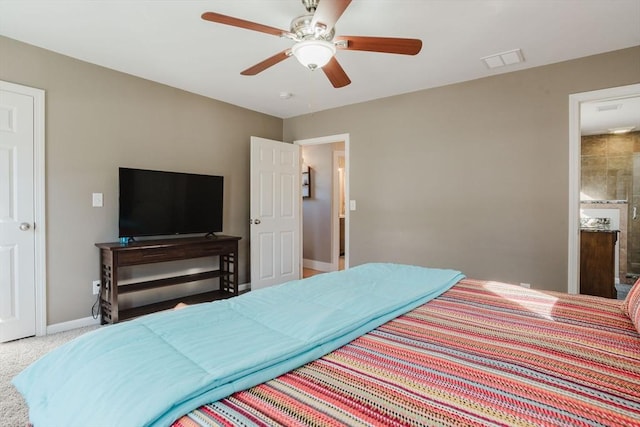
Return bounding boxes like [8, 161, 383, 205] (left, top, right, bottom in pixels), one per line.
[302, 166, 310, 198]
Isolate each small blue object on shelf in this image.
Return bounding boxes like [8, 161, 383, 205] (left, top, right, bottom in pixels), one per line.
[120, 237, 128, 245]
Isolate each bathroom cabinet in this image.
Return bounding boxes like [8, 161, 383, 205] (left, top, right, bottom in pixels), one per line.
[580, 229, 618, 298]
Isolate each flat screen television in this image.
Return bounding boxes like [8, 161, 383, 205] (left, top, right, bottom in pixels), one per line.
[118, 167, 223, 238]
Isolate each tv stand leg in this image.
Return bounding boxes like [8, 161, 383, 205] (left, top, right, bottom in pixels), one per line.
[220, 253, 237, 295]
[99, 252, 118, 324]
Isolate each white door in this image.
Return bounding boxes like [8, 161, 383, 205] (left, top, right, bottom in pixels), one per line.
[250, 136, 301, 290]
[0, 82, 43, 342]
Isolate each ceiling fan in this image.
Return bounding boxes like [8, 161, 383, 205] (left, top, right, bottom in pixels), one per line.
[201, 0, 422, 88]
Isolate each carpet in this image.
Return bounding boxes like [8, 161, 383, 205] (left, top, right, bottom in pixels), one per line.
[0, 326, 99, 427]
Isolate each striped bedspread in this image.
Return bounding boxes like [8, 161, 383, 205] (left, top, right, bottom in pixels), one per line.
[174, 279, 640, 426]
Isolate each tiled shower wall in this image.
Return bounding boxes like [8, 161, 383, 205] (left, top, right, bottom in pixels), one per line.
[581, 131, 640, 280]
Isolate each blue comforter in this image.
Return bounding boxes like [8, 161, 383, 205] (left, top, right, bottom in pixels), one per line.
[13, 263, 464, 427]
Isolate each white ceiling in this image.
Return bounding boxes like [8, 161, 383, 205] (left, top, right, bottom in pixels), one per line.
[1, 0, 639, 119]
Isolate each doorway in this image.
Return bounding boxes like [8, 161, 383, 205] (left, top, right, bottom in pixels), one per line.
[568, 83, 640, 295]
[295, 134, 350, 277]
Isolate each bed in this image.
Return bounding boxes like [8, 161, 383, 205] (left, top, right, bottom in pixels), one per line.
[174, 278, 640, 427]
[13, 264, 640, 426]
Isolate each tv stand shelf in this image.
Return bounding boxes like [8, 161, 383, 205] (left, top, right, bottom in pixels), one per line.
[95, 235, 240, 324]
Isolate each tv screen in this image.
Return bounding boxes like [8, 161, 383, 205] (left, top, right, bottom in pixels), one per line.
[118, 168, 223, 238]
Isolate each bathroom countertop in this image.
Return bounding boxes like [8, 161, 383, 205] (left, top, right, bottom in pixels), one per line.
[580, 228, 619, 233]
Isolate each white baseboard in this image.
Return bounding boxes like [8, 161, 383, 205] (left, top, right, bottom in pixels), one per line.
[45, 282, 252, 335]
[46, 316, 101, 335]
[303, 259, 334, 272]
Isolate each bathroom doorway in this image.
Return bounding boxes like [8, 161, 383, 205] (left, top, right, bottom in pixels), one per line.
[569, 84, 640, 294]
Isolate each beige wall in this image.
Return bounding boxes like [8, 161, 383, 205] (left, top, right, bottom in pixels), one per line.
[0, 36, 283, 324]
[284, 46, 640, 292]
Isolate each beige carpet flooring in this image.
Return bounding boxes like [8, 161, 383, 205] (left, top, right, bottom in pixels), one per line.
[0, 326, 99, 427]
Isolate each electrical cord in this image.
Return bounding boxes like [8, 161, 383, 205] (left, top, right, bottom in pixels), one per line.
[91, 283, 101, 320]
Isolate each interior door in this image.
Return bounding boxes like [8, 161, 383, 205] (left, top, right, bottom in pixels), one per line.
[0, 83, 37, 342]
[250, 136, 301, 290]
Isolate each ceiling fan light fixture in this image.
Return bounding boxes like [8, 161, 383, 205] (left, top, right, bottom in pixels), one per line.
[292, 39, 336, 70]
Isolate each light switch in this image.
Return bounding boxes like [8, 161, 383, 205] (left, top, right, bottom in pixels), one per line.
[92, 193, 103, 207]
[349, 200, 356, 211]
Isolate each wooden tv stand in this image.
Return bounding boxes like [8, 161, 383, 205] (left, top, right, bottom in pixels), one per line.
[95, 235, 240, 324]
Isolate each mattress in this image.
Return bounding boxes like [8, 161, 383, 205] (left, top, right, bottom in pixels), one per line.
[175, 278, 640, 426]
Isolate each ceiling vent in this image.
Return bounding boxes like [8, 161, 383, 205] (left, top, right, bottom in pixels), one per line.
[481, 48, 525, 69]
[597, 104, 622, 112]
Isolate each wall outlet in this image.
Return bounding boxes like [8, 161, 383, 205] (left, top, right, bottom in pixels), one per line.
[92, 280, 101, 295]
[519, 282, 531, 288]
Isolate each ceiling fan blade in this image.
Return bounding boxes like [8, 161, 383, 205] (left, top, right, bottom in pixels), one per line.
[311, 0, 352, 32]
[335, 36, 423, 55]
[241, 50, 291, 76]
[322, 57, 351, 88]
[201, 12, 289, 37]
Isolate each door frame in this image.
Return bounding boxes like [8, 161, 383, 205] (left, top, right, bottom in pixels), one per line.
[568, 83, 640, 294]
[333, 150, 345, 269]
[0, 80, 46, 336]
[295, 133, 350, 271]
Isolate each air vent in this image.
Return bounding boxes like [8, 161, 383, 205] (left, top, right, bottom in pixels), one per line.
[597, 104, 622, 112]
[481, 49, 525, 69]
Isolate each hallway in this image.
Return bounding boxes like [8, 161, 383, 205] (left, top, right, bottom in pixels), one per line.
[302, 257, 345, 278]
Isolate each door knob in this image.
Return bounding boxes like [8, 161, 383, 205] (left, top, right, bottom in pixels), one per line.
[19, 222, 31, 231]
[254, 219, 261, 225]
